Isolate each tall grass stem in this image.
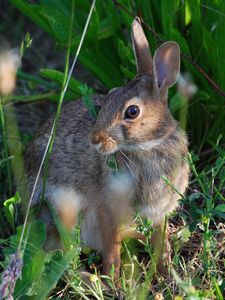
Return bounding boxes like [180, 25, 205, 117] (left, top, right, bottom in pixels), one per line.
[0, 96, 13, 194]
[17, 0, 96, 252]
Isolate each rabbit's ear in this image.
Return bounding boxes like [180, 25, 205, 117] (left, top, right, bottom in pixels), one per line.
[132, 17, 153, 76]
[153, 42, 180, 88]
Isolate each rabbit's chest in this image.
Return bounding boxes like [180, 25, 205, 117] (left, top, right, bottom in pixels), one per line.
[134, 162, 165, 202]
[135, 171, 172, 223]
[119, 156, 173, 223]
[118, 156, 160, 192]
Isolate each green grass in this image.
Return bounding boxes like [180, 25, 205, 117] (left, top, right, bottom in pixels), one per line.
[0, 0, 225, 299]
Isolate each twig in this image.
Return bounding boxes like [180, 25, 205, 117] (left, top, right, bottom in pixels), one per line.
[112, 0, 225, 98]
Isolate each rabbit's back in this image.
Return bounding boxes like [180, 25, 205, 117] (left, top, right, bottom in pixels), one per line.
[25, 95, 108, 205]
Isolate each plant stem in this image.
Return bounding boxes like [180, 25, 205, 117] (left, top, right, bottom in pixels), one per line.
[186, 154, 207, 194]
[17, 70, 56, 89]
[0, 96, 13, 194]
[17, 0, 96, 252]
[179, 95, 188, 131]
[4, 92, 57, 105]
[41, 0, 75, 203]
[4, 104, 29, 216]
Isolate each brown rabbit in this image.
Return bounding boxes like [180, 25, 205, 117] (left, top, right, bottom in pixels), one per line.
[25, 18, 189, 280]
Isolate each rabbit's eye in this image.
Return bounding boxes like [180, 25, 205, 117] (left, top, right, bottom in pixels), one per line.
[124, 105, 140, 119]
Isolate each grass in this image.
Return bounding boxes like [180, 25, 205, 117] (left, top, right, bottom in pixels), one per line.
[0, 0, 225, 299]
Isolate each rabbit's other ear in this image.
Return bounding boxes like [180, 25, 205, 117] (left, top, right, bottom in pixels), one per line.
[132, 17, 153, 76]
[153, 41, 180, 88]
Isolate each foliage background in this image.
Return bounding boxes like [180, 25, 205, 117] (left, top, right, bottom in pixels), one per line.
[0, 0, 224, 299]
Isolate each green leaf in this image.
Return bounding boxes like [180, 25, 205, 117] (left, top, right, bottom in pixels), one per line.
[107, 154, 118, 172]
[196, 209, 205, 215]
[169, 93, 184, 114]
[212, 277, 224, 300]
[3, 192, 21, 231]
[40, 5, 71, 44]
[117, 39, 135, 67]
[120, 66, 135, 79]
[215, 204, 225, 213]
[189, 192, 204, 202]
[161, 0, 178, 37]
[40, 69, 83, 97]
[32, 248, 77, 300]
[170, 28, 190, 56]
[1, 221, 47, 298]
[10, 0, 54, 36]
[2, 220, 79, 299]
[214, 211, 225, 220]
[3, 191, 21, 207]
[79, 84, 98, 119]
[20, 251, 46, 297]
[178, 227, 191, 243]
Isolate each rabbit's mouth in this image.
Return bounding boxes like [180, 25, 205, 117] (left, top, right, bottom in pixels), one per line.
[90, 133, 118, 155]
[93, 142, 118, 155]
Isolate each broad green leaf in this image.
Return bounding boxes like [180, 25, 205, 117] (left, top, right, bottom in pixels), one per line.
[178, 227, 191, 243]
[15, 251, 46, 298]
[40, 69, 83, 97]
[215, 204, 225, 212]
[189, 192, 204, 202]
[169, 93, 184, 114]
[161, 0, 178, 38]
[32, 248, 78, 300]
[40, 5, 71, 44]
[10, 0, 54, 36]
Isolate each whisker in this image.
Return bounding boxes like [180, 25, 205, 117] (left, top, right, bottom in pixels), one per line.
[120, 149, 135, 165]
[119, 151, 136, 179]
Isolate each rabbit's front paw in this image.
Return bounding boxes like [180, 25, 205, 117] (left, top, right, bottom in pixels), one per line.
[157, 237, 171, 276]
[151, 221, 171, 277]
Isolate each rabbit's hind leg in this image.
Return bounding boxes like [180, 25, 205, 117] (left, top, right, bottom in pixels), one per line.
[49, 186, 83, 231]
[151, 219, 170, 276]
[98, 205, 122, 283]
[39, 186, 82, 250]
[37, 204, 62, 250]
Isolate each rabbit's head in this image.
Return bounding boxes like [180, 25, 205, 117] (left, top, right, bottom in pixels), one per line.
[90, 18, 180, 155]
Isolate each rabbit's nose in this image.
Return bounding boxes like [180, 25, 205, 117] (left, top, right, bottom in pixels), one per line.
[90, 132, 104, 146]
[90, 134, 100, 145]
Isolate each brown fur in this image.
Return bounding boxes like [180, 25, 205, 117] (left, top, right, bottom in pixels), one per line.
[25, 18, 189, 280]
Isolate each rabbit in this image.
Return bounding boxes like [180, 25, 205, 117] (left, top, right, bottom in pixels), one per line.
[25, 17, 189, 280]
